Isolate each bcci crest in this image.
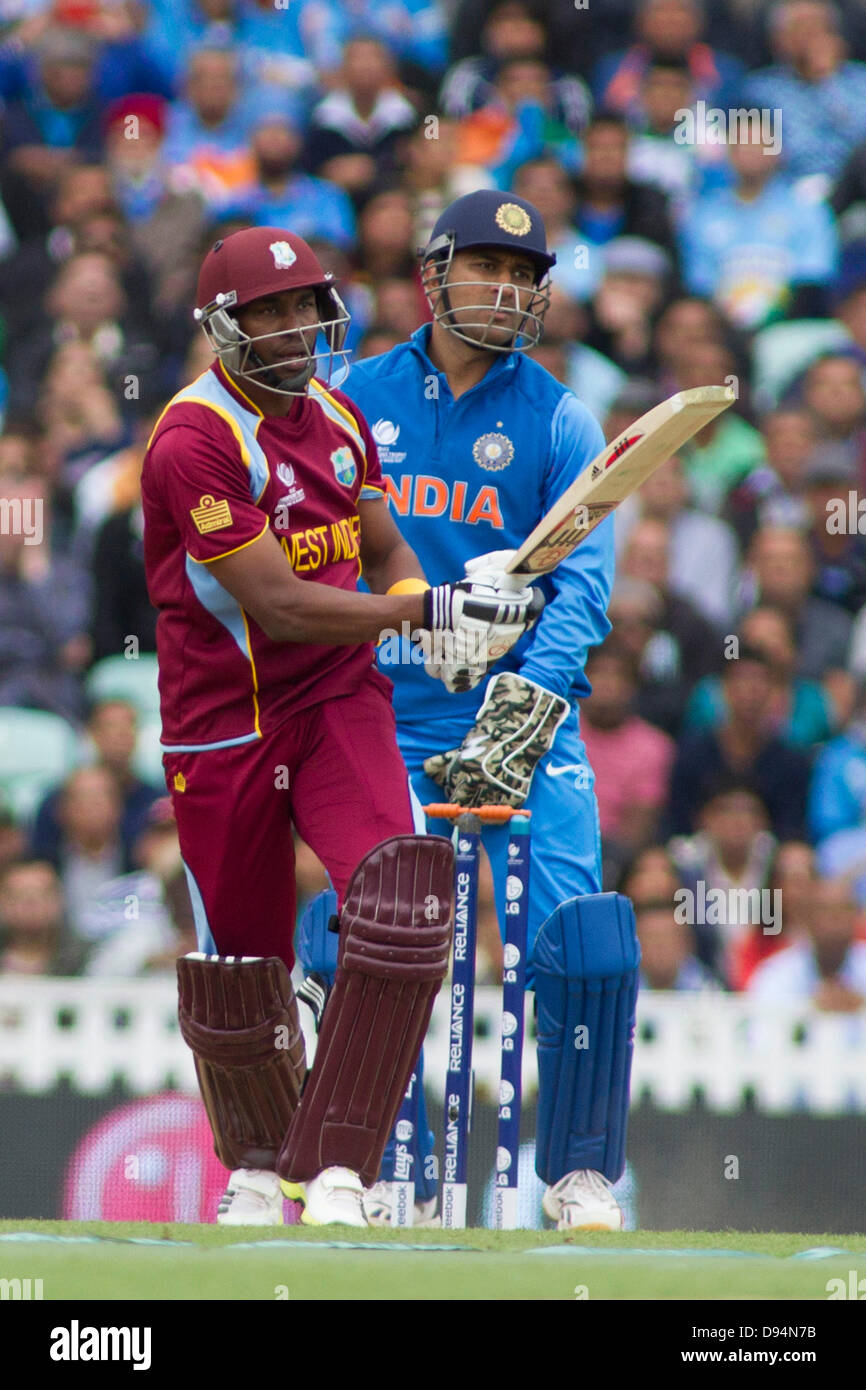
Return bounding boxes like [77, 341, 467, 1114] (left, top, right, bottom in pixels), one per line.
[269, 240, 297, 269]
[331, 445, 356, 486]
[473, 431, 514, 471]
[494, 202, 532, 237]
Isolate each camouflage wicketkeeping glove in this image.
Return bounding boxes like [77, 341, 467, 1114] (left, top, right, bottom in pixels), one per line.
[423, 671, 569, 807]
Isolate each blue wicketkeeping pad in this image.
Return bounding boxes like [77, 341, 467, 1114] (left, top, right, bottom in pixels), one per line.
[295, 888, 339, 982]
[533, 893, 640, 1185]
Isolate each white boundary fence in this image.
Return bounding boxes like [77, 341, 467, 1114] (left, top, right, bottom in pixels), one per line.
[1, 979, 866, 1112]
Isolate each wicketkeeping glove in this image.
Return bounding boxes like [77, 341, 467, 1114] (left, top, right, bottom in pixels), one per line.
[423, 671, 570, 807]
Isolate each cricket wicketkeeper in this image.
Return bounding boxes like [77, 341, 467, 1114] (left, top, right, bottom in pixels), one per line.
[140, 226, 541, 1225]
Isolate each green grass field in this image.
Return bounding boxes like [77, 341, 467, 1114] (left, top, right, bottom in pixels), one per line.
[1, 1221, 865, 1299]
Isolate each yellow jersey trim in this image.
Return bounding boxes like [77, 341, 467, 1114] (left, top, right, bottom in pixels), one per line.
[240, 608, 263, 738]
[190, 517, 270, 564]
[217, 359, 265, 418]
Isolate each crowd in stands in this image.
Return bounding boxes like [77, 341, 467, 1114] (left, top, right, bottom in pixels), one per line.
[2, 0, 866, 1012]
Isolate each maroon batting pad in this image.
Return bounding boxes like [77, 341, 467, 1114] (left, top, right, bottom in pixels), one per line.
[178, 954, 307, 1170]
[278, 835, 453, 1186]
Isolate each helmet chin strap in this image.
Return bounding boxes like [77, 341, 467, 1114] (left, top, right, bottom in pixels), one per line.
[246, 346, 314, 394]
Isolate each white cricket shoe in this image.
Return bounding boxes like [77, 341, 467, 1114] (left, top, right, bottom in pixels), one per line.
[217, 1168, 284, 1225]
[362, 1181, 440, 1228]
[542, 1169, 623, 1231]
[287, 1166, 368, 1227]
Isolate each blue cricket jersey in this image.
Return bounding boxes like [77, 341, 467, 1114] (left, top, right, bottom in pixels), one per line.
[345, 324, 614, 739]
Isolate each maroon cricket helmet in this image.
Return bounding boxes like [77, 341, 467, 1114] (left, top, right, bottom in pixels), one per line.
[194, 226, 350, 395]
[196, 226, 334, 313]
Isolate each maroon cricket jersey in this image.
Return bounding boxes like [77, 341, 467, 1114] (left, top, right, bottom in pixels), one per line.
[141, 360, 387, 750]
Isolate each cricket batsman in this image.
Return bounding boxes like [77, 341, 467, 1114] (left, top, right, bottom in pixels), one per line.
[140, 225, 541, 1226]
[344, 190, 641, 1230]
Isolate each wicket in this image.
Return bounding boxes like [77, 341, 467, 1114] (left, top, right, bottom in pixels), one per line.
[427, 804, 532, 1230]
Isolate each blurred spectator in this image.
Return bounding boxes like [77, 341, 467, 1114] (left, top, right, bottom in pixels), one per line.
[674, 339, 766, 513]
[8, 250, 161, 424]
[49, 764, 124, 935]
[0, 797, 26, 871]
[441, 0, 591, 135]
[738, 526, 853, 697]
[355, 324, 403, 359]
[400, 115, 493, 249]
[536, 288, 626, 419]
[0, 162, 117, 336]
[83, 797, 197, 968]
[102, 92, 207, 313]
[800, 443, 866, 616]
[586, 235, 673, 376]
[668, 776, 778, 982]
[627, 58, 726, 214]
[618, 841, 683, 904]
[742, 0, 866, 182]
[580, 638, 675, 887]
[329, 0, 449, 80]
[615, 454, 740, 627]
[513, 155, 599, 300]
[731, 838, 816, 989]
[636, 899, 723, 991]
[228, 109, 356, 251]
[302, 36, 418, 199]
[87, 447, 157, 664]
[678, 136, 838, 333]
[370, 276, 428, 338]
[593, 0, 744, 121]
[0, 856, 86, 976]
[801, 352, 866, 454]
[607, 575, 698, 737]
[620, 514, 726, 713]
[0, 474, 90, 720]
[161, 45, 255, 206]
[450, 50, 583, 185]
[653, 294, 744, 395]
[31, 698, 160, 872]
[722, 406, 816, 552]
[666, 642, 812, 839]
[748, 875, 866, 1009]
[1, 27, 106, 204]
[355, 184, 421, 281]
[685, 606, 837, 750]
[808, 683, 866, 842]
[573, 113, 677, 257]
[37, 343, 126, 497]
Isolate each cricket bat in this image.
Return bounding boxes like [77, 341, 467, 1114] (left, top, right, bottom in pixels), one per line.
[506, 384, 735, 578]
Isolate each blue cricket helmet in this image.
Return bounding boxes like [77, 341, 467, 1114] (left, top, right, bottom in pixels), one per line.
[423, 189, 556, 279]
[421, 189, 555, 352]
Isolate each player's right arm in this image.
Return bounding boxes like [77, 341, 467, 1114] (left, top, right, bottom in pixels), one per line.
[209, 526, 427, 645]
[145, 418, 537, 649]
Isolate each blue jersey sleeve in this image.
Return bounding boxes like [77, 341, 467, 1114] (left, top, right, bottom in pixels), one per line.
[518, 392, 614, 699]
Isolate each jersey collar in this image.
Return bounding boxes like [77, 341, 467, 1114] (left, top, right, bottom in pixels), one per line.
[408, 323, 520, 391]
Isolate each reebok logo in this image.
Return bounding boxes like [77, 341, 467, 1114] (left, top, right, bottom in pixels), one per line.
[50, 1321, 152, 1370]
